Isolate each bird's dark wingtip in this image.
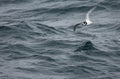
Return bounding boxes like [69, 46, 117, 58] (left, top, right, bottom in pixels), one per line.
[73, 23, 80, 31]
[73, 26, 76, 31]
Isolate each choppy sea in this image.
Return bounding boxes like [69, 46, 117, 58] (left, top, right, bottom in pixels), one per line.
[0, 0, 120, 79]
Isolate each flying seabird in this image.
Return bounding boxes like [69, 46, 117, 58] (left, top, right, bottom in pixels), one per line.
[73, 6, 97, 31]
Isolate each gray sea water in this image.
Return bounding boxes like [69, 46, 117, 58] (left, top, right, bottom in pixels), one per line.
[0, 0, 120, 79]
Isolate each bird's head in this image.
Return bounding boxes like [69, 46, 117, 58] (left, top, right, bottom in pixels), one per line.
[82, 21, 87, 26]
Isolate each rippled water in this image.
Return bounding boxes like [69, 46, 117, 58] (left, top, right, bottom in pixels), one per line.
[0, 0, 120, 79]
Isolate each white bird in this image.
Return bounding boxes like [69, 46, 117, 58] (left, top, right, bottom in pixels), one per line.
[73, 6, 97, 31]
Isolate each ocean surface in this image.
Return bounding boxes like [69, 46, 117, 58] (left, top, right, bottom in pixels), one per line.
[0, 0, 120, 79]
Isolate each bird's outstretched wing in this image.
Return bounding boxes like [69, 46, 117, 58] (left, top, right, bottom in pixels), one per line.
[73, 23, 83, 31]
[86, 6, 97, 25]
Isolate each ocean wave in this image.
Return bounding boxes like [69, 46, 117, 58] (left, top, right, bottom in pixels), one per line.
[0, 0, 30, 5]
[0, 0, 120, 79]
